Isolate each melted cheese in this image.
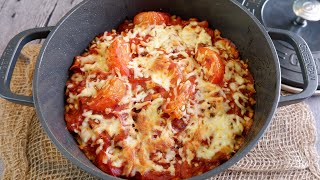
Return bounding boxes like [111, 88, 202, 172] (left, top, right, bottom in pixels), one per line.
[150, 71, 172, 91]
[77, 78, 107, 98]
[65, 14, 256, 178]
[196, 114, 243, 160]
[128, 56, 157, 79]
[179, 22, 212, 49]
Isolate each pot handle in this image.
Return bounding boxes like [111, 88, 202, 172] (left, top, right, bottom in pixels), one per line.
[0, 27, 53, 106]
[267, 28, 318, 107]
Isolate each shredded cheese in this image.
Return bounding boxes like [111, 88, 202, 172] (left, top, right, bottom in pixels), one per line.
[65, 13, 256, 179]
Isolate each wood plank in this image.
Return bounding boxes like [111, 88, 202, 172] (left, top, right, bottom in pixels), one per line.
[0, 0, 9, 11]
[47, 0, 83, 26]
[0, 0, 81, 177]
[0, 0, 57, 53]
[0, 0, 82, 54]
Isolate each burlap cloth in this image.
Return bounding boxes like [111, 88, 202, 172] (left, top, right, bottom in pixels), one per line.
[0, 44, 319, 180]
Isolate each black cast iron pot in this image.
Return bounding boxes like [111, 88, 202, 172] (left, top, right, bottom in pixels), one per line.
[0, 0, 318, 179]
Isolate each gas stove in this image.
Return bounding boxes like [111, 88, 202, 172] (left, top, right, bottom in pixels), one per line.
[236, 0, 320, 94]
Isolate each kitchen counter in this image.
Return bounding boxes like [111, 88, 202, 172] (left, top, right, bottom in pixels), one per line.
[0, 0, 319, 177]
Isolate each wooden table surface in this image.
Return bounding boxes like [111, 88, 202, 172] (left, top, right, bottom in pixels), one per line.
[0, 0, 319, 177]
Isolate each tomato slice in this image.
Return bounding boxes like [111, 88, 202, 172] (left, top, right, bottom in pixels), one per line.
[133, 11, 170, 25]
[164, 81, 194, 119]
[150, 56, 182, 87]
[87, 78, 126, 112]
[196, 47, 225, 84]
[107, 38, 131, 76]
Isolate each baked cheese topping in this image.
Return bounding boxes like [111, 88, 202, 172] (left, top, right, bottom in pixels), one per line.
[65, 12, 256, 179]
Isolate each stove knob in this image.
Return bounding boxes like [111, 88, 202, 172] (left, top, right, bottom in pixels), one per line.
[293, 0, 320, 22]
